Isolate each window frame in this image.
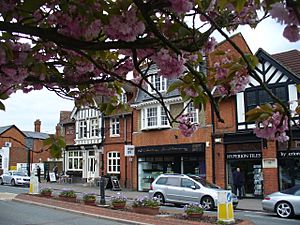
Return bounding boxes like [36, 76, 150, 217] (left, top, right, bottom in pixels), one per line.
[148, 74, 167, 93]
[141, 105, 170, 130]
[110, 116, 120, 137]
[78, 120, 87, 139]
[90, 118, 99, 137]
[107, 151, 120, 174]
[184, 101, 199, 124]
[67, 151, 83, 170]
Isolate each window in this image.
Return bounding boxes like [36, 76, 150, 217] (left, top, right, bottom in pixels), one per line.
[148, 74, 167, 93]
[186, 102, 198, 123]
[156, 177, 167, 185]
[119, 89, 127, 104]
[181, 178, 195, 188]
[142, 105, 170, 129]
[107, 151, 120, 174]
[90, 119, 99, 137]
[68, 151, 83, 170]
[110, 117, 120, 136]
[78, 120, 87, 138]
[165, 177, 180, 186]
[245, 85, 288, 112]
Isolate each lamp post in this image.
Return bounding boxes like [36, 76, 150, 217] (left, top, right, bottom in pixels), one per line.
[99, 118, 106, 205]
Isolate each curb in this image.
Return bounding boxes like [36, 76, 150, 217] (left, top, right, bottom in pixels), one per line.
[13, 198, 151, 225]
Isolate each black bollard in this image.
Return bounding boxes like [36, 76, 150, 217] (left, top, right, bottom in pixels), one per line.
[100, 176, 106, 205]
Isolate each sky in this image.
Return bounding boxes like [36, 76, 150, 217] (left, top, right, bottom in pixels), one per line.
[0, 16, 299, 134]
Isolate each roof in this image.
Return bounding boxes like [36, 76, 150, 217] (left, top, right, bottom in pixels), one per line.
[23, 131, 49, 140]
[0, 125, 26, 136]
[272, 49, 300, 78]
[59, 111, 74, 124]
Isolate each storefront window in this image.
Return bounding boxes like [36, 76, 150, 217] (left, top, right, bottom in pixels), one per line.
[279, 158, 300, 190]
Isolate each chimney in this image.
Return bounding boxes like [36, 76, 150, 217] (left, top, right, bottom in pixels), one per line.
[34, 119, 41, 132]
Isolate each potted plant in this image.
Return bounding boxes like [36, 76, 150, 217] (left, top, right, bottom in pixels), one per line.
[132, 196, 160, 215]
[82, 193, 97, 206]
[184, 203, 204, 218]
[40, 187, 52, 197]
[58, 189, 77, 202]
[111, 192, 127, 209]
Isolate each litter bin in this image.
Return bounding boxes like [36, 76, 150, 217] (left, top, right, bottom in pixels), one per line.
[217, 191, 234, 223]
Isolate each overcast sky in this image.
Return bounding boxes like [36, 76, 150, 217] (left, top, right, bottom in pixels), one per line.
[0, 17, 299, 134]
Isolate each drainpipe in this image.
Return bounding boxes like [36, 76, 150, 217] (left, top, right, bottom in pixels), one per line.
[211, 102, 216, 184]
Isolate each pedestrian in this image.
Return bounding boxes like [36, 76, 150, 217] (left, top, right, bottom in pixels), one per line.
[36, 165, 41, 183]
[53, 165, 58, 180]
[232, 167, 244, 199]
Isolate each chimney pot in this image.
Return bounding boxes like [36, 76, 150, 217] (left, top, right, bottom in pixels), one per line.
[34, 119, 41, 132]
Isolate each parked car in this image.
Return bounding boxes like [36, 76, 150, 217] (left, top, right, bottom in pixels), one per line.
[262, 185, 300, 218]
[149, 174, 238, 210]
[0, 170, 30, 186]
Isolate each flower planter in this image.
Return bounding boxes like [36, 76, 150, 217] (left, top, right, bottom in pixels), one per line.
[59, 196, 77, 203]
[112, 202, 126, 210]
[84, 200, 96, 206]
[132, 207, 159, 215]
[187, 213, 203, 219]
[40, 193, 52, 198]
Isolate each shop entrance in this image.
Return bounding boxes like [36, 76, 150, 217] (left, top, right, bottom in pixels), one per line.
[227, 160, 263, 197]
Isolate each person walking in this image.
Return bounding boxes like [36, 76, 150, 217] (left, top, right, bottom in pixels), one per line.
[232, 167, 244, 199]
[36, 165, 41, 183]
[53, 165, 58, 181]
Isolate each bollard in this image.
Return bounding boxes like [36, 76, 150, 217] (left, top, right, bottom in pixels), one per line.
[29, 175, 40, 195]
[99, 176, 106, 205]
[217, 191, 234, 223]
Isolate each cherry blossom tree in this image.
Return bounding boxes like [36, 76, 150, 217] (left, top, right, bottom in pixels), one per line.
[0, 0, 299, 142]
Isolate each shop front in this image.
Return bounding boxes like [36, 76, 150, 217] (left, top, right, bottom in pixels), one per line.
[136, 143, 205, 191]
[226, 152, 263, 197]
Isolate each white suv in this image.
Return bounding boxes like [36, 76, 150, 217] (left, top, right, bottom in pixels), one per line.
[149, 174, 238, 210]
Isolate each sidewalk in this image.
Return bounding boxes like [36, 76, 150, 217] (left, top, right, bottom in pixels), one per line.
[38, 181, 263, 212]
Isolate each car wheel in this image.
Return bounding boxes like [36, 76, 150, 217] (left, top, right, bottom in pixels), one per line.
[275, 201, 294, 218]
[10, 179, 16, 186]
[153, 192, 165, 204]
[0, 178, 3, 185]
[201, 196, 214, 211]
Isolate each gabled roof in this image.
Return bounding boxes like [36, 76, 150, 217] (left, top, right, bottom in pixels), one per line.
[271, 49, 300, 78]
[0, 125, 26, 136]
[59, 111, 74, 125]
[23, 131, 49, 140]
[256, 48, 300, 83]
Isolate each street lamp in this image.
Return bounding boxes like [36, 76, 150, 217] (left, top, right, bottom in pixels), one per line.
[99, 118, 106, 205]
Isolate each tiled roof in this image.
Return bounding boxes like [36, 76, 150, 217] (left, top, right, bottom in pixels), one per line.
[272, 50, 300, 78]
[0, 125, 14, 135]
[23, 131, 49, 140]
[59, 111, 74, 124]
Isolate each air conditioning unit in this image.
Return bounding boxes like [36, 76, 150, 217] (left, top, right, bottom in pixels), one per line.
[4, 142, 12, 147]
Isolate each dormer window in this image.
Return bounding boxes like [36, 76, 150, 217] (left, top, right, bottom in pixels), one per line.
[148, 74, 167, 93]
[118, 88, 127, 104]
[185, 102, 199, 123]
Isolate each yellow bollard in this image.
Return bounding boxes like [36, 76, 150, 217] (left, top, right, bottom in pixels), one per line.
[217, 191, 235, 223]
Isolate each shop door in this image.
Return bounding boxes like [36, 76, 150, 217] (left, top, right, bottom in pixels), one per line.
[87, 151, 95, 178]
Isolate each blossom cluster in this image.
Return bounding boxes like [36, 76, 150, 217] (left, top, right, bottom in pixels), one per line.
[178, 114, 198, 137]
[184, 203, 204, 214]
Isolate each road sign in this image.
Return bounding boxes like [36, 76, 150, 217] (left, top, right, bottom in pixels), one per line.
[217, 191, 234, 223]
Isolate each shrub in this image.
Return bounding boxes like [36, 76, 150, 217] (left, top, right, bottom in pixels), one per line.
[59, 189, 77, 198]
[83, 193, 96, 201]
[184, 203, 204, 215]
[132, 196, 160, 208]
[40, 187, 52, 194]
[111, 192, 127, 204]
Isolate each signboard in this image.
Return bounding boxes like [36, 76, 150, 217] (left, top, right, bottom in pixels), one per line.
[278, 150, 300, 158]
[111, 176, 121, 191]
[262, 158, 277, 168]
[125, 145, 135, 157]
[49, 172, 57, 182]
[226, 152, 261, 160]
[136, 143, 205, 155]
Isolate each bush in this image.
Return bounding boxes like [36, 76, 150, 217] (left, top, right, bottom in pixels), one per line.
[184, 203, 204, 214]
[40, 187, 52, 194]
[83, 193, 96, 201]
[59, 189, 77, 198]
[111, 192, 127, 204]
[132, 196, 160, 208]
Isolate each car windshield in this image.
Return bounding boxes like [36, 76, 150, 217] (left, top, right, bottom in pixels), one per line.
[13, 172, 27, 176]
[188, 175, 220, 189]
[280, 185, 300, 195]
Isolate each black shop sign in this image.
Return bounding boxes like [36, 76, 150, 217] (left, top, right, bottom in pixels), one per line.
[226, 152, 262, 160]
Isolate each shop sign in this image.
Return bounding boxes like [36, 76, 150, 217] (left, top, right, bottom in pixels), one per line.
[124, 145, 135, 157]
[136, 143, 205, 155]
[278, 151, 300, 158]
[262, 158, 277, 168]
[226, 152, 261, 160]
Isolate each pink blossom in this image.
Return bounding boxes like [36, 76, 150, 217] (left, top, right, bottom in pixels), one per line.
[104, 8, 145, 42]
[178, 114, 198, 137]
[253, 111, 289, 143]
[169, 0, 194, 14]
[152, 48, 185, 79]
[283, 25, 300, 42]
[115, 60, 134, 77]
[203, 37, 217, 54]
[184, 88, 198, 97]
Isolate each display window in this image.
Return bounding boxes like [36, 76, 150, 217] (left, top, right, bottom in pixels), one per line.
[278, 158, 300, 190]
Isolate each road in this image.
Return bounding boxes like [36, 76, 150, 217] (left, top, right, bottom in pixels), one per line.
[1, 185, 300, 225]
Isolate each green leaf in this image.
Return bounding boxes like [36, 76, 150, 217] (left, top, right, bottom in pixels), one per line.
[167, 80, 183, 93]
[20, 0, 48, 12]
[0, 101, 5, 111]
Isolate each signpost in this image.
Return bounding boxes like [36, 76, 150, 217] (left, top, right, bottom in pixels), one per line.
[217, 191, 234, 223]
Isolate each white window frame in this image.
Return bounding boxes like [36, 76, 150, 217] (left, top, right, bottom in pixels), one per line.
[148, 74, 167, 93]
[107, 151, 120, 174]
[78, 120, 87, 139]
[118, 88, 127, 104]
[110, 117, 120, 137]
[141, 104, 170, 130]
[184, 102, 199, 123]
[67, 151, 83, 170]
[90, 118, 99, 137]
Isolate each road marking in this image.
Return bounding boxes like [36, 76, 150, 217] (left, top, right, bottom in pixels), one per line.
[0, 192, 17, 200]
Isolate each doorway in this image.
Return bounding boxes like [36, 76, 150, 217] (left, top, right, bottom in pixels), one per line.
[87, 151, 96, 178]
